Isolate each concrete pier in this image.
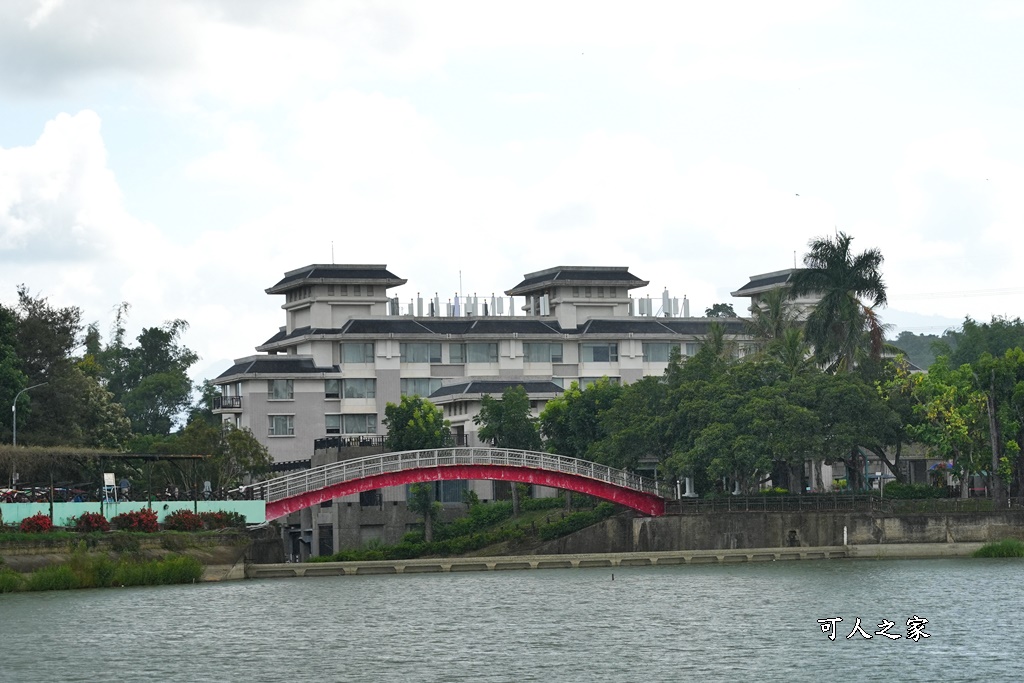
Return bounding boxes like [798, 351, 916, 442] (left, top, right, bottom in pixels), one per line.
[244, 542, 985, 579]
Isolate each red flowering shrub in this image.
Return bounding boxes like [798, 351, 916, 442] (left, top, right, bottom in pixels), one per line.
[199, 511, 247, 530]
[163, 509, 203, 532]
[20, 513, 54, 533]
[111, 508, 159, 533]
[74, 512, 110, 533]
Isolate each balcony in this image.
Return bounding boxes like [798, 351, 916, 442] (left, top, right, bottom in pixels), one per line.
[213, 395, 242, 412]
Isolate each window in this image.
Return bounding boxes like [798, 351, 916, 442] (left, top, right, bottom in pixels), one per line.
[401, 378, 443, 397]
[341, 342, 374, 364]
[466, 342, 498, 363]
[400, 342, 442, 363]
[642, 342, 680, 362]
[343, 378, 376, 399]
[328, 285, 335, 296]
[326, 414, 377, 434]
[608, 287, 616, 298]
[325, 379, 340, 399]
[354, 285, 362, 296]
[269, 415, 294, 436]
[685, 342, 701, 357]
[325, 414, 341, 434]
[366, 285, 374, 296]
[597, 287, 604, 298]
[268, 379, 293, 400]
[581, 342, 618, 362]
[450, 343, 464, 363]
[572, 287, 580, 297]
[344, 414, 377, 434]
[585, 286, 592, 298]
[523, 342, 563, 363]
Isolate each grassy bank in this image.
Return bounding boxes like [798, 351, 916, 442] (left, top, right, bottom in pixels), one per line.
[972, 538, 1024, 558]
[312, 499, 618, 563]
[0, 546, 203, 592]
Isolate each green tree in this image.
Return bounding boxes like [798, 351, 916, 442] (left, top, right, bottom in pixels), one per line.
[101, 317, 199, 436]
[382, 395, 450, 538]
[789, 231, 888, 373]
[745, 287, 801, 344]
[944, 316, 1024, 367]
[906, 357, 989, 498]
[382, 395, 451, 451]
[475, 385, 541, 515]
[0, 304, 28, 444]
[704, 303, 737, 318]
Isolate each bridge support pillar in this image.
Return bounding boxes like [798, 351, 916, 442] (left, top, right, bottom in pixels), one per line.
[683, 477, 698, 498]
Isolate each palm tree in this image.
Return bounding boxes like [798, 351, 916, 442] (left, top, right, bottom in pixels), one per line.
[789, 231, 887, 373]
[745, 286, 801, 347]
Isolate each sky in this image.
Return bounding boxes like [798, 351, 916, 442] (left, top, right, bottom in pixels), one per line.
[2, 0, 1024, 385]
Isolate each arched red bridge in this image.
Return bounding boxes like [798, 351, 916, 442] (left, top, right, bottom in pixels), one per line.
[257, 448, 667, 520]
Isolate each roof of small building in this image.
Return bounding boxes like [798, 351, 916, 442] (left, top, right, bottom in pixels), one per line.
[266, 264, 407, 294]
[730, 268, 801, 297]
[215, 355, 337, 380]
[429, 380, 565, 399]
[506, 266, 648, 295]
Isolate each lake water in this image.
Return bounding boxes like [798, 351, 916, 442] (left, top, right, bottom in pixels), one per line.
[1, 558, 1020, 682]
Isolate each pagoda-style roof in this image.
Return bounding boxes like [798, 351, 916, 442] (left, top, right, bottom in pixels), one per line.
[506, 266, 648, 296]
[730, 269, 802, 298]
[266, 264, 407, 294]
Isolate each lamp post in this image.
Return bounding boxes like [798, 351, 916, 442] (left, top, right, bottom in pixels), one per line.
[12, 382, 47, 446]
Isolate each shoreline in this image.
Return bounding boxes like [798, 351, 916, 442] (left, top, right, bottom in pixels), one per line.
[244, 542, 986, 579]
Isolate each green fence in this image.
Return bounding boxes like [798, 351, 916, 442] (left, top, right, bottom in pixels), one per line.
[0, 500, 266, 527]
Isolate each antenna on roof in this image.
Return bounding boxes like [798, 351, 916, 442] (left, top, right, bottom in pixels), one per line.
[331, 241, 335, 264]
[793, 250, 797, 268]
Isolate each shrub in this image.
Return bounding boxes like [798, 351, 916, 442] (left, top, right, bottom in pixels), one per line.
[110, 533, 141, 552]
[74, 512, 110, 533]
[163, 509, 203, 532]
[199, 510, 247, 530]
[882, 483, 948, 499]
[111, 508, 159, 533]
[537, 502, 616, 541]
[20, 513, 54, 533]
[973, 539, 1024, 558]
[26, 564, 79, 591]
[0, 567, 23, 593]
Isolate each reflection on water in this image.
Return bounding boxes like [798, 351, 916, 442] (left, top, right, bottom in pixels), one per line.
[0, 558, 1020, 682]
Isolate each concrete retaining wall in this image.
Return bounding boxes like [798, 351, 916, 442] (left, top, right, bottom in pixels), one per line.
[530, 510, 1024, 555]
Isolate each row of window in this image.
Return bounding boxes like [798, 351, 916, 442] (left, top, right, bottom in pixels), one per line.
[268, 414, 378, 437]
[286, 284, 377, 303]
[340, 341, 699, 364]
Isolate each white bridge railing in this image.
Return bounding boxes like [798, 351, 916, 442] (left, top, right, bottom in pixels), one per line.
[255, 448, 661, 504]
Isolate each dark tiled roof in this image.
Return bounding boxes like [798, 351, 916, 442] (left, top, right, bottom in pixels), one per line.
[216, 356, 337, 380]
[337, 318, 567, 337]
[267, 264, 406, 293]
[507, 266, 648, 295]
[659, 319, 747, 335]
[342, 319, 437, 335]
[259, 326, 346, 348]
[459, 319, 565, 335]
[731, 269, 802, 296]
[574, 318, 746, 336]
[430, 380, 565, 399]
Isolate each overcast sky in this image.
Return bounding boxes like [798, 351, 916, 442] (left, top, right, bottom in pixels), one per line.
[2, 0, 1023, 383]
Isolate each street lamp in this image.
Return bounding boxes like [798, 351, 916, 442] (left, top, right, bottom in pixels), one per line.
[12, 382, 47, 446]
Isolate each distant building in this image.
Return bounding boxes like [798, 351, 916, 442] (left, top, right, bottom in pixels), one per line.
[213, 263, 748, 557]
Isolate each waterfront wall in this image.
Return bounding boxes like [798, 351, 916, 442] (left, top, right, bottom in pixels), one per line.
[533, 510, 1024, 554]
[0, 500, 266, 527]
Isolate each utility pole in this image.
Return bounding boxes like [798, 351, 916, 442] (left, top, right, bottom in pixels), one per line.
[12, 382, 47, 446]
